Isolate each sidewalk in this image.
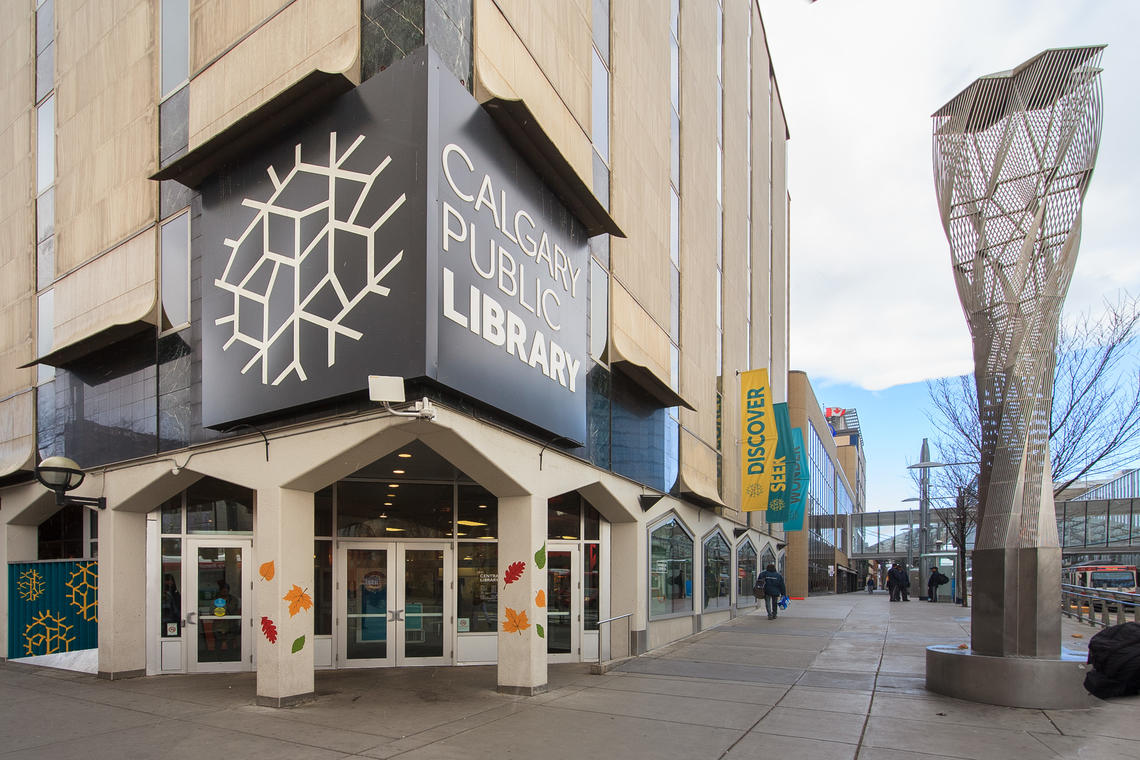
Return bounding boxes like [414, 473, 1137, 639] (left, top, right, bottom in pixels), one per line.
[1, 593, 1136, 760]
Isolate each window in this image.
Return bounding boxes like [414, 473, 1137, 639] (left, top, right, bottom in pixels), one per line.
[457, 543, 498, 632]
[160, 0, 190, 97]
[160, 211, 190, 330]
[649, 515, 693, 617]
[737, 540, 757, 606]
[703, 531, 731, 610]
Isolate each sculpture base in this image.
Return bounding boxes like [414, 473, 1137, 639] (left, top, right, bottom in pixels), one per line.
[926, 646, 1094, 709]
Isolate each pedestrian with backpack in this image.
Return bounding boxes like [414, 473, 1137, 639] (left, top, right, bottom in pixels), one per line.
[755, 563, 787, 620]
[927, 567, 949, 602]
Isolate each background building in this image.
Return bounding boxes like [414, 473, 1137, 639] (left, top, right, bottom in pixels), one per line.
[784, 371, 857, 596]
[1, 0, 792, 706]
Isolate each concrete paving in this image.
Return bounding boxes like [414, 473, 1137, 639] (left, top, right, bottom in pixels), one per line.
[1, 592, 1135, 759]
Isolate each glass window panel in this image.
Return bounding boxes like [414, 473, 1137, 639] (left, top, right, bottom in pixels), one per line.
[36, 0, 53, 54]
[161, 212, 190, 329]
[161, 495, 182, 534]
[1107, 500, 1130, 546]
[584, 502, 600, 541]
[457, 484, 497, 540]
[1085, 501, 1107, 546]
[650, 517, 692, 617]
[703, 533, 731, 610]
[37, 503, 84, 559]
[160, 537, 181, 637]
[37, 235, 55, 291]
[337, 481, 452, 538]
[548, 492, 581, 540]
[37, 289, 54, 384]
[670, 265, 680, 342]
[736, 541, 757, 605]
[592, 0, 609, 63]
[716, 86, 723, 142]
[345, 548, 388, 660]
[36, 188, 53, 243]
[589, 259, 609, 360]
[314, 539, 332, 635]
[457, 543, 497, 632]
[547, 550, 573, 653]
[36, 41, 53, 103]
[590, 232, 610, 269]
[161, 0, 190, 96]
[591, 49, 609, 163]
[670, 0, 679, 39]
[1132, 500, 1140, 544]
[670, 343, 679, 391]
[592, 152, 610, 210]
[195, 547, 242, 663]
[669, 188, 679, 266]
[37, 96, 54, 194]
[315, 487, 333, 536]
[584, 542, 600, 629]
[670, 110, 680, 188]
[1064, 502, 1085, 547]
[186, 478, 254, 533]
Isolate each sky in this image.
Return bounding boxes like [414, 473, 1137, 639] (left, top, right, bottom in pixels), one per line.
[756, 0, 1140, 509]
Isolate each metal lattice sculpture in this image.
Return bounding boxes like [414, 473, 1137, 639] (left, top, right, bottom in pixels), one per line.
[932, 47, 1104, 655]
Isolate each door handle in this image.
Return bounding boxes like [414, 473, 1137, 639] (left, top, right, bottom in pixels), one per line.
[394, 609, 405, 622]
[184, 611, 197, 626]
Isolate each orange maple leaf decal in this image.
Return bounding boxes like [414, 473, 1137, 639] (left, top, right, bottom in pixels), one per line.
[502, 606, 530, 635]
[283, 584, 313, 617]
[259, 560, 275, 581]
[535, 589, 546, 607]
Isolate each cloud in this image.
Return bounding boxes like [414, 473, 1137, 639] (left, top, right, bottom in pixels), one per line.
[759, 0, 1140, 391]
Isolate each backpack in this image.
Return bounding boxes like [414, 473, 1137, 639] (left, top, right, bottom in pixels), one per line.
[1084, 622, 1140, 698]
[935, 572, 949, 586]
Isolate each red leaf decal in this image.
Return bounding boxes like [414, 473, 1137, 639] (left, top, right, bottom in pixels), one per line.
[260, 615, 278, 644]
[504, 561, 525, 585]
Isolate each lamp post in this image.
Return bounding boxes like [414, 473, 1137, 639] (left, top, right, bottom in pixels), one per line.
[34, 456, 105, 511]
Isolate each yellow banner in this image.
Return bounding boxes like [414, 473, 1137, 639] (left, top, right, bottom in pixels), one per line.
[741, 369, 777, 511]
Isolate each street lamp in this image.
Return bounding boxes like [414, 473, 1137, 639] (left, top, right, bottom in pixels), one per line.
[34, 456, 105, 511]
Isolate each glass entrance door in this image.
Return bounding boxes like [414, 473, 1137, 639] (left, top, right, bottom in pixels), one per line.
[338, 542, 452, 667]
[186, 539, 250, 672]
[546, 545, 580, 662]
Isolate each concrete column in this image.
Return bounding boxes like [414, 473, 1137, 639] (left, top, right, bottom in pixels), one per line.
[610, 521, 645, 656]
[255, 487, 315, 706]
[0, 522, 38, 659]
[97, 509, 147, 679]
[497, 494, 547, 695]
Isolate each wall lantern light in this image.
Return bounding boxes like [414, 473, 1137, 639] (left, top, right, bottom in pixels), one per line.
[34, 456, 105, 511]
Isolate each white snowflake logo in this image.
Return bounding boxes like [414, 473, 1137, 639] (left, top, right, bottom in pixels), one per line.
[214, 132, 406, 385]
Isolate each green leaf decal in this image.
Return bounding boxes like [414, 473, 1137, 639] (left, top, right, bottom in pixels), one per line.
[291, 635, 306, 653]
[535, 544, 546, 570]
[536, 624, 544, 639]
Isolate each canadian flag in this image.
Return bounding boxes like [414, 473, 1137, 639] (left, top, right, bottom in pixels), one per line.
[824, 407, 846, 418]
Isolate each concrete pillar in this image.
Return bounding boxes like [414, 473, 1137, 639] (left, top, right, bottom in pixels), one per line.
[255, 487, 315, 707]
[98, 509, 148, 679]
[0, 522, 38, 659]
[610, 521, 645, 656]
[497, 494, 547, 695]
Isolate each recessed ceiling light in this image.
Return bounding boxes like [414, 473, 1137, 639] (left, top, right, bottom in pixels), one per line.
[561, 535, 578, 540]
[383, 502, 392, 507]
[385, 527, 405, 532]
[477, 504, 488, 509]
[457, 520, 487, 527]
[398, 453, 412, 458]
[388, 484, 399, 488]
[392, 469, 405, 474]
[387, 493, 395, 498]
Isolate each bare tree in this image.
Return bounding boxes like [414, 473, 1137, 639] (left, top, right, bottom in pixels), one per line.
[927, 293, 1140, 498]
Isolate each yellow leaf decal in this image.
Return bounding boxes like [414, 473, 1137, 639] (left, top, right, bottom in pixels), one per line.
[535, 589, 546, 608]
[259, 561, 275, 581]
[502, 606, 530, 635]
[283, 584, 313, 617]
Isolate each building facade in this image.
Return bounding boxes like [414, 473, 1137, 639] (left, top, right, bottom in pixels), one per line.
[0, 0, 792, 705]
[783, 372, 856, 597]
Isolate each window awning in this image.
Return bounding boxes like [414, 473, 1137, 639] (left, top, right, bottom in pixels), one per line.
[609, 330, 694, 411]
[0, 390, 35, 479]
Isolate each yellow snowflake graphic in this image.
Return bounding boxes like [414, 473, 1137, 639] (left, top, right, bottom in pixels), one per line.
[769, 497, 786, 511]
[17, 568, 45, 602]
[23, 610, 76, 656]
[66, 562, 98, 622]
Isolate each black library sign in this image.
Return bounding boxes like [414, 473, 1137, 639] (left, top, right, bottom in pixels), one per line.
[201, 48, 590, 444]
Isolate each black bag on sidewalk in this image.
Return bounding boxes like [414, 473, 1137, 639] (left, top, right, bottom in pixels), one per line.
[1083, 622, 1140, 699]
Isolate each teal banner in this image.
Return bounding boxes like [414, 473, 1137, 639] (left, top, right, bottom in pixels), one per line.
[784, 427, 810, 531]
[766, 403, 793, 523]
[8, 561, 98, 659]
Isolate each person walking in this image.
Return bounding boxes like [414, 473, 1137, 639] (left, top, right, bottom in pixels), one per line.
[755, 563, 786, 620]
[899, 565, 911, 601]
[865, 574, 876, 594]
[886, 563, 901, 602]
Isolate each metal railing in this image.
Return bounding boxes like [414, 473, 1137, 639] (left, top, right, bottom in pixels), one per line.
[1061, 583, 1140, 627]
[595, 612, 633, 661]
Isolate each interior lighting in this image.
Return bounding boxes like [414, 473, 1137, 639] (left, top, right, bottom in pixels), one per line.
[392, 469, 405, 474]
[385, 527, 405, 532]
[457, 520, 487, 527]
[388, 484, 400, 488]
[398, 453, 412, 458]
